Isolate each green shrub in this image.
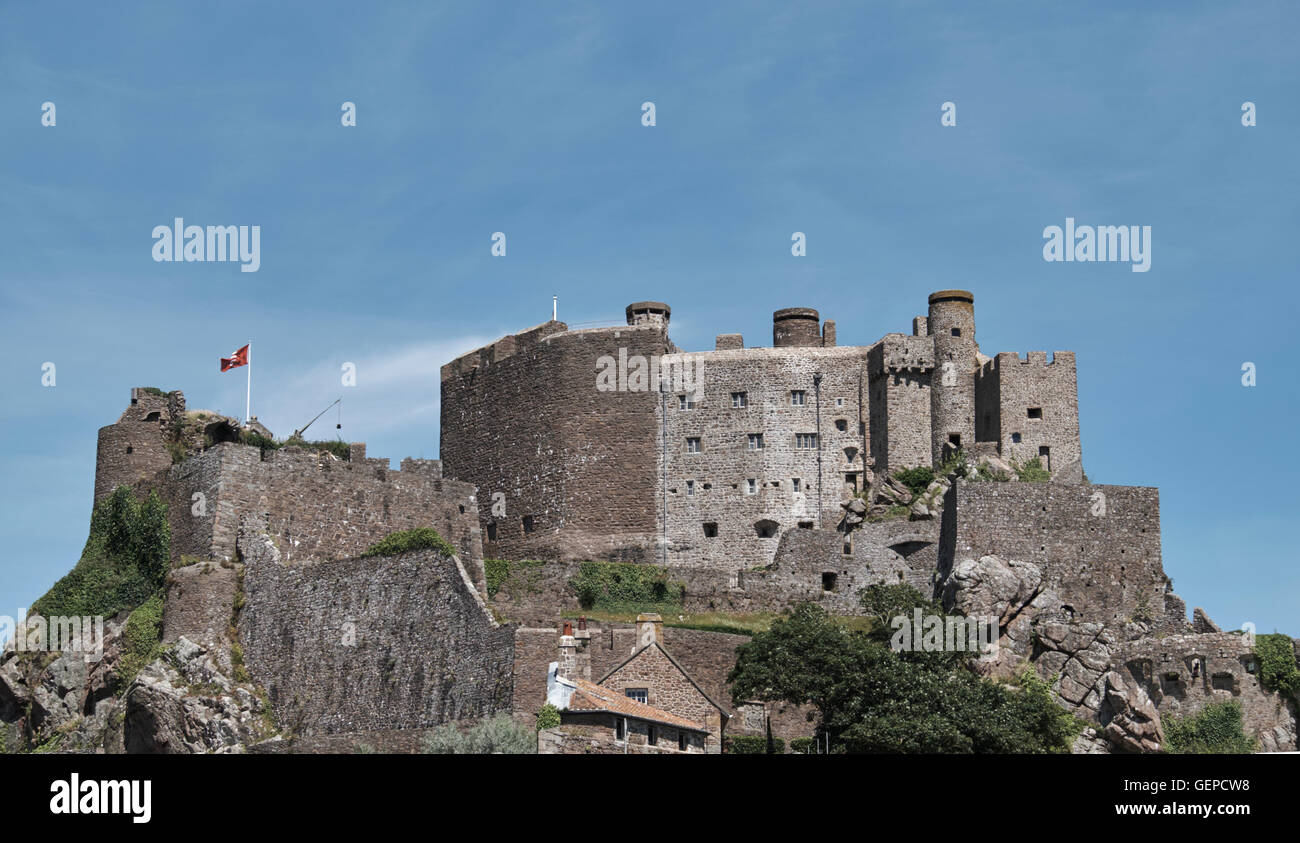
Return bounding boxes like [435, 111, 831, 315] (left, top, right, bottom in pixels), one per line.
[485, 559, 548, 600]
[790, 737, 816, 754]
[361, 527, 456, 559]
[239, 431, 349, 460]
[536, 703, 561, 732]
[31, 487, 171, 619]
[726, 735, 784, 754]
[1013, 457, 1051, 483]
[421, 714, 536, 754]
[570, 561, 684, 612]
[936, 449, 968, 479]
[1255, 633, 1300, 697]
[116, 593, 165, 691]
[891, 466, 934, 497]
[1164, 701, 1258, 754]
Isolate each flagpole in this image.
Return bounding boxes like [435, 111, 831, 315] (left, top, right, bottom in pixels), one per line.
[246, 342, 252, 424]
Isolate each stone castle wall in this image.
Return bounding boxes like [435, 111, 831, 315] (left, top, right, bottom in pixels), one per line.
[949, 481, 1167, 626]
[441, 321, 667, 563]
[94, 388, 186, 503]
[239, 542, 514, 735]
[145, 441, 483, 587]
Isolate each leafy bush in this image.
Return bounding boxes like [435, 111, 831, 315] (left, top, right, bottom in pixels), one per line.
[1013, 457, 1051, 483]
[361, 527, 456, 559]
[31, 487, 171, 619]
[726, 735, 784, 754]
[936, 449, 968, 479]
[1164, 701, 1258, 754]
[535, 703, 561, 732]
[570, 561, 684, 612]
[1255, 633, 1300, 697]
[891, 466, 934, 497]
[421, 714, 536, 754]
[790, 737, 816, 754]
[116, 593, 165, 691]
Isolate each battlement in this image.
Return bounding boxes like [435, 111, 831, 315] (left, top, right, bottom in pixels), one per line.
[441, 319, 568, 382]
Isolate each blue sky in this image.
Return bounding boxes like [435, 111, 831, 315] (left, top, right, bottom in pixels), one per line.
[1, 1, 1295, 635]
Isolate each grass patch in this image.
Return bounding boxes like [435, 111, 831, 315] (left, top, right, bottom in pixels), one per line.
[485, 558, 549, 600]
[239, 430, 350, 460]
[115, 593, 165, 692]
[571, 560, 685, 612]
[361, 527, 456, 559]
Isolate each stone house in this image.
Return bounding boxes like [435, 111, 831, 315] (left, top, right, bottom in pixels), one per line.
[542, 613, 732, 754]
[539, 668, 710, 754]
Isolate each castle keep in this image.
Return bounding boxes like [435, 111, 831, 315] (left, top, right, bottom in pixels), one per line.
[441, 291, 1082, 572]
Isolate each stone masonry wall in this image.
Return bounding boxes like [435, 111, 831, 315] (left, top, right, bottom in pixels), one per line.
[153, 442, 483, 588]
[239, 544, 514, 735]
[949, 481, 1166, 626]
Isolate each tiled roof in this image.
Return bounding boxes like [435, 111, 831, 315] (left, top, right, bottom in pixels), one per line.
[565, 677, 708, 733]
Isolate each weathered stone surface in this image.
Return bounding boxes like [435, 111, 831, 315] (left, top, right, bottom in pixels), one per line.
[1101, 671, 1164, 753]
[122, 637, 267, 754]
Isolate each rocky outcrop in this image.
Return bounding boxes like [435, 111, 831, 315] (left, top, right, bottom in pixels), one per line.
[122, 637, 271, 754]
[1100, 671, 1164, 753]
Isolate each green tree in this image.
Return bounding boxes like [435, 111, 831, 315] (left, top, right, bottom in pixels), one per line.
[728, 603, 1078, 753]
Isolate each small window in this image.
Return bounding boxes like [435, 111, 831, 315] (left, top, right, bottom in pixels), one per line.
[842, 534, 852, 555]
[746, 479, 757, 495]
[648, 725, 658, 746]
[795, 433, 817, 449]
[755, 519, 778, 538]
[703, 522, 718, 537]
[125, 446, 134, 454]
[951, 328, 961, 337]
[791, 390, 806, 406]
[486, 522, 497, 542]
[686, 437, 701, 453]
[685, 479, 695, 497]
[845, 473, 858, 493]
[948, 433, 961, 447]
[615, 718, 627, 740]
[678, 395, 695, 410]
[834, 419, 848, 432]
[792, 478, 801, 493]
[1027, 407, 1042, 419]
[798, 520, 814, 530]
[1011, 432, 1022, 443]
[823, 572, 839, 591]
[626, 688, 648, 704]
[834, 397, 844, 407]
[144, 411, 161, 422]
[522, 515, 535, 533]
[678, 733, 687, 751]
[731, 392, 748, 408]
[747, 433, 764, 451]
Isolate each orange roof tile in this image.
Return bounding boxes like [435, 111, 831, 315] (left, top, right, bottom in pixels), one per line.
[565, 677, 708, 733]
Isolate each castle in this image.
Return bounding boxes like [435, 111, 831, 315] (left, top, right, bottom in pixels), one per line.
[440, 291, 1080, 573]
[53, 290, 1295, 754]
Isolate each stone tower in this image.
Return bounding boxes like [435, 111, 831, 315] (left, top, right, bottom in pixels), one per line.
[927, 290, 978, 466]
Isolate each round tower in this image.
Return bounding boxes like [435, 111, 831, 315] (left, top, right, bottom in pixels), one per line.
[626, 301, 671, 328]
[772, 307, 821, 348]
[927, 291, 977, 467]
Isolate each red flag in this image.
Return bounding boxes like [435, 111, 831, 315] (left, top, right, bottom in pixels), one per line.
[220, 344, 249, 372]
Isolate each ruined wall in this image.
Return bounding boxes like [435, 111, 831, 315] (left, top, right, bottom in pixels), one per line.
[239, 544, 514, 735]
[1110, 632, 1298, 752]
[94, 388, 185, 504]
[950, 481, 1166, 626]
[441, 321, 666, 563]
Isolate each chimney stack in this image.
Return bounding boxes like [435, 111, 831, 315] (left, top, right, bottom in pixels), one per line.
[636, 613, 664, 650]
